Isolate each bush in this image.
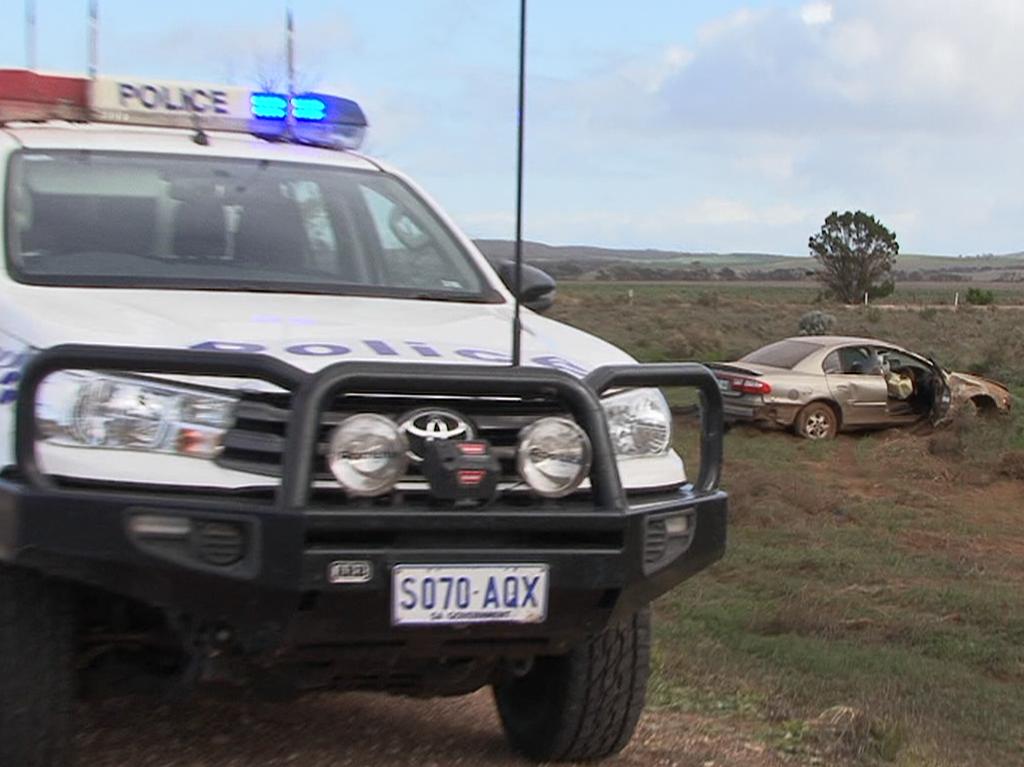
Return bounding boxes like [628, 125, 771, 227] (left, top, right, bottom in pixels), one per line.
[867, 279, 895, 300]
[799, 310, 837, 336]
[695, 291, 720, 308]
[965, 287, 995, 306]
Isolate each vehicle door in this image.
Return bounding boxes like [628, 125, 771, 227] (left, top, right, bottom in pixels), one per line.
[822, 345, 890, 425]
[926, 356, 952, 423]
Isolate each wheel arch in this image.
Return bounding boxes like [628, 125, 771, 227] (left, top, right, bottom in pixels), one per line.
[969, 394, 999, 413]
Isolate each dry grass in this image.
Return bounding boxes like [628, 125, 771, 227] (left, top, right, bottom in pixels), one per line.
[552, 283, 1024, 766]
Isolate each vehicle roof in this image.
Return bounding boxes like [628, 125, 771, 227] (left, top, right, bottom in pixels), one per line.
[0, 121, 381, 171]
[784, 335, 903, 349]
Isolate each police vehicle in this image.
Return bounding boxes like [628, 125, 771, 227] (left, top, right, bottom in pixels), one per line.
[0, 69, 727, 765]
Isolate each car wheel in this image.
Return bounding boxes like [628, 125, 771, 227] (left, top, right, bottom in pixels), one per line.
[796, 402, 838, 440]
[0, 566, 75, 767]
[494, 608, 650, 762]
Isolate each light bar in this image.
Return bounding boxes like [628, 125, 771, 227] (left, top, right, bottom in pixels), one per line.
[292, 95, 327, 122]
[0, 70, 368, 151]
[250, 93, 288, 120]
[249, 91, 368, 149]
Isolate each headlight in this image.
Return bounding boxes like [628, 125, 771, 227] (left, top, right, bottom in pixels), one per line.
[601, 388, 672, 458]
[36, 371, 236, 459]
[327, 414, 409, 496]
[517, 417, 592, 498]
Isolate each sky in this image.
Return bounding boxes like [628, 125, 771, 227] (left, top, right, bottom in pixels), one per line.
[1, 1, 1023, 256]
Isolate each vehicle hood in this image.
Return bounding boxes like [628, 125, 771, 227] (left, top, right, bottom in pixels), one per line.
[947, 370, 1013, 408]
[3, 286, 633, 376]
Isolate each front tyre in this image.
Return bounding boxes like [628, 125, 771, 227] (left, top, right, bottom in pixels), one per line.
[494, 608, 650, 762]
[0, 566, 75, 767]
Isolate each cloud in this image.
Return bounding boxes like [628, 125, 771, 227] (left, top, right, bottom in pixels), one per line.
[800, 3, 834, 26]
[492, 0, 1024, 254]
[655, 0, 1024, 136]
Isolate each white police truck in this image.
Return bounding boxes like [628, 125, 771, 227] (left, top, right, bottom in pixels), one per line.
[0, 69, 726, 765]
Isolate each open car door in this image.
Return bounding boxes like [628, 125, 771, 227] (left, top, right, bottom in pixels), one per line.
[928, 357, 953, 423]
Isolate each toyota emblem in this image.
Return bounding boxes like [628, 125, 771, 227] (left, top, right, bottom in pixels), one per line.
[399, 408, 474, 462]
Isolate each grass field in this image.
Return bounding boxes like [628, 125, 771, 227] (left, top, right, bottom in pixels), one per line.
[554, 282, 1024, 766]
[553, 281, 1024, 386]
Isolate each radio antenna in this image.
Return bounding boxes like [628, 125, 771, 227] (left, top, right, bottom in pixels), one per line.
[286, 6, 296, 97]
[25, 0, 37, 70]
[285, 5, 296, 138]
[510, 0, 527, 366]
[87, 0, 98, 79]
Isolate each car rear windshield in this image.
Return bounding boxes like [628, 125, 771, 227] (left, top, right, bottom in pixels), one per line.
[741, 339, 823, 369]
[5, 149, 498, 302]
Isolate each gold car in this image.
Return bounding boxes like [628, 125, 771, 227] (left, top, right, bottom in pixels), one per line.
[709, 335, 1012, 439]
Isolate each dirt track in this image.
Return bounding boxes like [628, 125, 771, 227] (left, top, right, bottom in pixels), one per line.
[78, 691, 787, 767]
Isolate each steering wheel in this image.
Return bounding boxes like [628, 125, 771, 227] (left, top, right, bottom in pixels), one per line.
[387, 206, 431, 250]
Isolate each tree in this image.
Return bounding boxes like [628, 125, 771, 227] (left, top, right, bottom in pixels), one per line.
[808, 211, 899, 303]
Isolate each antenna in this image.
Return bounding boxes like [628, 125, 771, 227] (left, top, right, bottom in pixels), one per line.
[510, 0, 527, 366]
[25, 0, 36, 70]
[285, 5, 296, 138]
[286, 6, 296, 97]
[87, 0, 98, 79]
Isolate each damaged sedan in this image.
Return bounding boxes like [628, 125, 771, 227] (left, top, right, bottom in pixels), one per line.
[709, 335, 1012, 439]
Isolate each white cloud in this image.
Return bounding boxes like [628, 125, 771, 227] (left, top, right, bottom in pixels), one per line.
[800, 3, 834, 27]
[681, 198, 810, 227]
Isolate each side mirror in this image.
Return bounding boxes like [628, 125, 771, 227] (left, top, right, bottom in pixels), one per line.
[496, 260, 556, 313]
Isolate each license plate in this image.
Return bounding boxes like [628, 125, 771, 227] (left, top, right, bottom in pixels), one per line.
[392, 564, 548, 626]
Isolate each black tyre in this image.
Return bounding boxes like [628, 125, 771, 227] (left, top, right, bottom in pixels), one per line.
[795, 401, 839, 440]
[0, 566, 75, 766]
[494, 609, 650, 762]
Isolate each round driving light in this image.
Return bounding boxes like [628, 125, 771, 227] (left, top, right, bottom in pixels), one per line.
[328, 414, 409, 497]
[516, 417, 592, 498]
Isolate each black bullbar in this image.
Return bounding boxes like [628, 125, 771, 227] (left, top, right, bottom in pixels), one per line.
[2, 344, 726, 652]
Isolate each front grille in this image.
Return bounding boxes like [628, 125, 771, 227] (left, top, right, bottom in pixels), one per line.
[216, 392, 566, 485]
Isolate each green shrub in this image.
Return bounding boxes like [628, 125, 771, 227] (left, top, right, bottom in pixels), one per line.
[965, 287, 995, 306]
[799, 310, 836, 336]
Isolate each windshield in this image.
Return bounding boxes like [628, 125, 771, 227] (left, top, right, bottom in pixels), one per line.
[741, 339, 823, 369]
[5, 150, 499, 302]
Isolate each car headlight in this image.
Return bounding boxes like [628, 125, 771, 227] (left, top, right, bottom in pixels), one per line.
[36, 371, 236, 459]
[601, 388, 672, 458]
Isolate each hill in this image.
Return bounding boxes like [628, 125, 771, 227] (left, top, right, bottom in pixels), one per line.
[474, 240, 1024, 283]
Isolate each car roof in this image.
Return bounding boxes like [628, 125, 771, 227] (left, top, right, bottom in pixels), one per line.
[787, 335, 902, 349]
[1, 121, 381, 171]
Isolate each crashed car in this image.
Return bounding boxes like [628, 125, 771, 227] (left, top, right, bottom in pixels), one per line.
[709, 335, 1011, 439]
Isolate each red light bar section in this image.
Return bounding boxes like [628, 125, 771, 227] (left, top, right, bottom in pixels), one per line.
[0, 69, 89, 123]
[457, 442, 488, 456]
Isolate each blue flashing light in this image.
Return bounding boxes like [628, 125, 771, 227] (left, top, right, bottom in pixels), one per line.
[292, 95, 327, 122]
[248, 90, 368, 150]
[250, 93, 288, 120]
